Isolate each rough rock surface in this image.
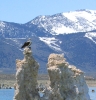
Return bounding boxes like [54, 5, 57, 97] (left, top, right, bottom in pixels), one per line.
[14, 47, 40, 100]
[42, 53, 90, 100]
[14, 49, 90, 100]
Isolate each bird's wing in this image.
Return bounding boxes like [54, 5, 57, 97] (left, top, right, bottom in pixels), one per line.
[21, 42, 29, 48]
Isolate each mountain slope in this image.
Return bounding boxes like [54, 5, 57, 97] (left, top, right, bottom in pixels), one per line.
[26, 9, 96, 35]
[0, 9, 96, 73]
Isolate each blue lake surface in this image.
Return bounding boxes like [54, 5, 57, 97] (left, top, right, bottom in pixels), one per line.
[0, 87, 96, 100]
[89, 87, 96, 100]
[0, 88, 14, 100]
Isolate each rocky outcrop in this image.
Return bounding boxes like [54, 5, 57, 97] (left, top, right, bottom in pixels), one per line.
[14, 48, 90, 100]
[41, 53, 90, 100]
[14, 47, 40, 100]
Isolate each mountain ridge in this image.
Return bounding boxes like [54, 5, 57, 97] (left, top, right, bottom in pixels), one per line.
[27, 9, 96, 35]
[0, 9, 96, 73]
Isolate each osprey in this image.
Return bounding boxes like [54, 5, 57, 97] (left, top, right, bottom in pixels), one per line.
[21, 39, 32, 49]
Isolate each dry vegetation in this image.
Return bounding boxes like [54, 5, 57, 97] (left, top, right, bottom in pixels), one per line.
[0, 74, 96, 87]
[0, 74, 15, 87]
[86, 80, 96, 87]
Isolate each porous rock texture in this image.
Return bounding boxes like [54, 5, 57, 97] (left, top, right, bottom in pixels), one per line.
[14, 47, 40, 100]
[44, 53, 90, 100]
[13, 48, 90, 100]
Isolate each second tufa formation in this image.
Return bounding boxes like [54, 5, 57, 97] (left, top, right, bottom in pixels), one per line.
[14, 47, 90, 100]
[46, 54, 90, 100]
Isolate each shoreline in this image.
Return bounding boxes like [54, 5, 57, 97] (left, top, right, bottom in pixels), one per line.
[0, 74, 96, 87]
[0, 80, 96, 88]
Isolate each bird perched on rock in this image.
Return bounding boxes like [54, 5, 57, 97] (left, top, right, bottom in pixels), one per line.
[21, 38, 32, 49]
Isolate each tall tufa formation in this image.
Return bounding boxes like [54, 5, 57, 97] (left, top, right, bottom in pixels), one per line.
[13, 48, 90, 100]
[46, 53, 90, 100]
[14, 47, 40, 100]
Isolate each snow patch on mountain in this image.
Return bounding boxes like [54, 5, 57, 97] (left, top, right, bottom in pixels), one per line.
[51, 25, 76, 35]
[0, 21, 5, 28]
[63, 10, 96, 22]
[39, 37, 62, 52]
[84, 32, 96, 44]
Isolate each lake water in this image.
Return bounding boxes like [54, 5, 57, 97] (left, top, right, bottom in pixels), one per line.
[0, 87, 96, 100]
[0, 88, 14, 100]
[89, 87, 96, 100]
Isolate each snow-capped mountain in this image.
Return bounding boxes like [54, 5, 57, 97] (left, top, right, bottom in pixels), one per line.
[0, 21, 35, 38]
[0, 9, 96, 74]
[39, 37, 62, 52]
[27, 9, 96, 35]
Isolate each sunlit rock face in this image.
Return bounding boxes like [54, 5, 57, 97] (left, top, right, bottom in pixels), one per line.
[13, 48, 90, 100]
[14, 47, 40, 100]
[46, 53, 90, 100]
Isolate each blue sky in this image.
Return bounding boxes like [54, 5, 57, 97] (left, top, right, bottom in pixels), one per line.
[0, 0, 96, 23]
